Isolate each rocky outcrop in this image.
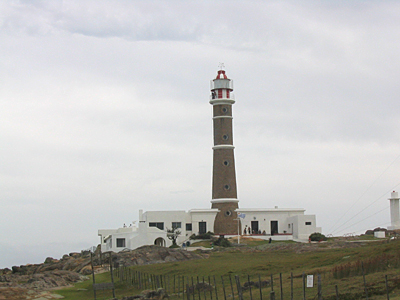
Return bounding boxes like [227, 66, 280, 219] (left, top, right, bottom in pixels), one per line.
[0, 245, 207, 299]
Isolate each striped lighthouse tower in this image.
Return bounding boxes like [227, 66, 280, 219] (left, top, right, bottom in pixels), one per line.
[209, 66, 239, 235]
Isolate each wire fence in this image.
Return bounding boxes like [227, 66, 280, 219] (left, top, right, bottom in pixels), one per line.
[115, 264, 400, 300]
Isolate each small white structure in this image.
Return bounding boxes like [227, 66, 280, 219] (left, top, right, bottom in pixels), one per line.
[98, 207, 320, 253]
[388, 191, 400, 230]
[374, 231, 386, 238]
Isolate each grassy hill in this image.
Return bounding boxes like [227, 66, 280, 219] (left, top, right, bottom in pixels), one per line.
[56, 237, 400, 300]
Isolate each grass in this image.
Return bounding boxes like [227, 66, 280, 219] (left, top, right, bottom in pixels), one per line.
[55, 238, 400, 300]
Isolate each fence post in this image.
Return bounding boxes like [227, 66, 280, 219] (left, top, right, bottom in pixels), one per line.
[248, 275, 253, 300]
[187, 283, 191, 300]
[197, 276, 201, 300]
[385, 275, 390, 300]
[317, 274, 322, 300]
[258, 274, 263, 300]
[302, 272, 306, 300]
[279, 273, 283, 300]
[191, 277, 195, 300]
[335, 285, 339, 300]
[221, 276, 227, 300]
[90, 253, 97, 300]
[270, 291, 275, 300]
[109, 254, 116, 299]
[270, 274, 274, 292]
[214, 275, 219, 300]
[203, 277, 208, 300]
[208, 276, 213, 300]
[290, 272, 293, 300]
[182, 276, 185, 300]
[362, 262, 369, 300]
[229, 274, 235, 300]
[235, 275, 243, 300]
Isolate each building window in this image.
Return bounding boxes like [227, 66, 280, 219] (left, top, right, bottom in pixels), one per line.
[149, 222, 164, 230]
[172, 222, 182, 229]
[186, 223, 192, 231]
[305, 222, 312, 225]
[288, 224, 291, 228]
[116, 238, 126, 248]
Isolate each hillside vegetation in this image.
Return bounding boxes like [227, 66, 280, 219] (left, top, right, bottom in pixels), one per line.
[57, 237, 400, 300]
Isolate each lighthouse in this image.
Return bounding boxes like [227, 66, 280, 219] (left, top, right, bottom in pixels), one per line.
[388, 191, 400, 230]
[209, 67, 240, 235]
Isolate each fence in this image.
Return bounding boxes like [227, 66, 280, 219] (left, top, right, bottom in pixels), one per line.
[115, 264, 398, 300]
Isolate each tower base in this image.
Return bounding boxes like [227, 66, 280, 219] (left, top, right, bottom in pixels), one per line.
[211, 201, 241, 235]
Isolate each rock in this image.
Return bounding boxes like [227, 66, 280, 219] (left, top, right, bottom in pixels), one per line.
[1, 268, 11, 275]
[44, 257, 56, 264]
[69, 252, 80, 258]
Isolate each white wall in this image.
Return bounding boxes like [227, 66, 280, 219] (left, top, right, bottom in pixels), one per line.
[189, 209, 219, 235]
[237, 208, 305, 235]
[288, 215, 319, 241]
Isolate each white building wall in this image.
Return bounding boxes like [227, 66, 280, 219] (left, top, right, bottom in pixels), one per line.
[287, 215, 319, 241]
[189, 209, 219, 235]
[237, 208, 305, 235]
[98, 208, 320, 252]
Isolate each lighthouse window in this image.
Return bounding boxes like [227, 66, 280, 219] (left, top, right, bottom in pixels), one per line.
[224, 184, 230, 190]
[225, 210, 232, 217]
[223, 160, 229, 166]
[305, 222, 312, 225]
[222, 107, 228, 114]
[222, 134, 229, 140]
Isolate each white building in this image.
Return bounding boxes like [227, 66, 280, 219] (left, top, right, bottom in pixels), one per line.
[98, 207, 321, 253]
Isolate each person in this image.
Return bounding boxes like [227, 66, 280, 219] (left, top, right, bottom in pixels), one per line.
[269, 237, 272, 244]
[244, 227, 247, 235]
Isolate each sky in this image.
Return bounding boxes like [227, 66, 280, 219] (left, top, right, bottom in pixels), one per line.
[1, 0, 400, 268]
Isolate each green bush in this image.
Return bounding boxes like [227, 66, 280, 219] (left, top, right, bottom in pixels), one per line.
[309, 232, 327, 242]
[189, 231, 214, 240]
[213, 237, 231, 247]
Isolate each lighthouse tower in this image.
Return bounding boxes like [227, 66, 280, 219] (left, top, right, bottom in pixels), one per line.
[388, 191, 400, 230]
[209, 67, 239, 235]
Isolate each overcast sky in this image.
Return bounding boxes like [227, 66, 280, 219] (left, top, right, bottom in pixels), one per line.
[1, 0, 400, 268]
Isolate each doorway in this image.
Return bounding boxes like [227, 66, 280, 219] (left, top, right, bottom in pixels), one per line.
[154, 238, 165, 247]
[271, 221, 278, 235]
[199, 222, 207, 234]
[251, 221, 259, 234]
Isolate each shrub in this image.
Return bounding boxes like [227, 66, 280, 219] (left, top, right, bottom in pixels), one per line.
[309, 232, 327, 242]
[190, 231, 214, 240]
[213, 237, 231, 247]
